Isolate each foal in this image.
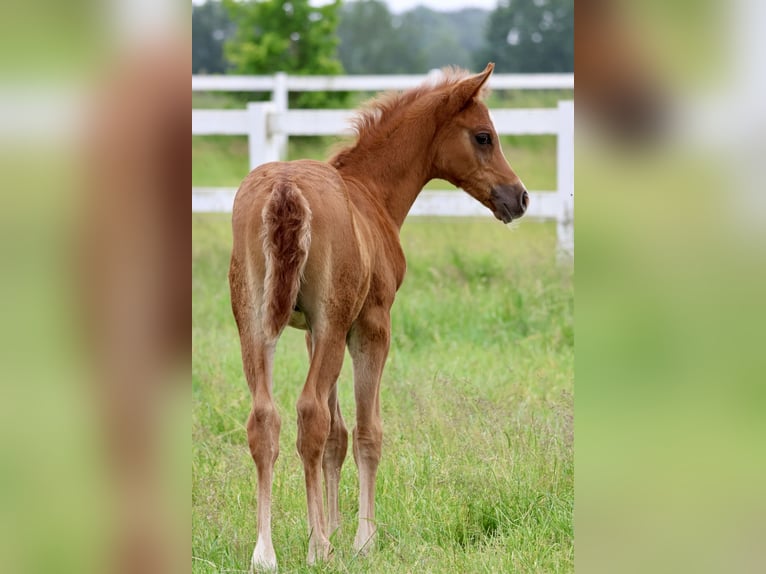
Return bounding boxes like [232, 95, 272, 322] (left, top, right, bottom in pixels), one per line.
[229, 63, 528, 570]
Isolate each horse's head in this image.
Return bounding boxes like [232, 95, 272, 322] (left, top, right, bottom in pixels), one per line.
[430, 63, 529, 224]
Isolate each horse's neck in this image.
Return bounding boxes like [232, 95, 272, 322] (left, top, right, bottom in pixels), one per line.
[336, 144, 432, 229]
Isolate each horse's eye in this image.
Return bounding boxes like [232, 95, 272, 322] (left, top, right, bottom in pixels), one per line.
[475, 133, 492, 146]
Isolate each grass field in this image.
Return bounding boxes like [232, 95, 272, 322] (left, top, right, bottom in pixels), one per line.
[192, 214, 573, 573]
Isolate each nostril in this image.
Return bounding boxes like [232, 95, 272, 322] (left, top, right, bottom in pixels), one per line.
[520, 190, 529, 211]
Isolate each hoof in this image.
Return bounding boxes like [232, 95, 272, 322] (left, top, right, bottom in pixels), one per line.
[306, 540, 333, 565]
[353, 524, 377, 556]
[251, 542, 277, 572]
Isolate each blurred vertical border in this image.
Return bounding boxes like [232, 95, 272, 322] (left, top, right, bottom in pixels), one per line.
[0, 1, 189, 573]
[575, 0, 766, 572]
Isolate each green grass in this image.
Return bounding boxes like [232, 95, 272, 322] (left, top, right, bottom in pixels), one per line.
[192, 214, 573, 573]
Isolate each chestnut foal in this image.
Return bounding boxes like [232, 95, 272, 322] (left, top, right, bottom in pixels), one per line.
[229, 63, 528, 570]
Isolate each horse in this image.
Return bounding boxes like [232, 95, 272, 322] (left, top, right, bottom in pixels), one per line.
[228, 62, 528, 570]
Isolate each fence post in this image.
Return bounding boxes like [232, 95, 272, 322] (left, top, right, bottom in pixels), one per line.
[273, 72, 288, 160]
[556, 100, 574, 257]
[247, 102, 278, 170]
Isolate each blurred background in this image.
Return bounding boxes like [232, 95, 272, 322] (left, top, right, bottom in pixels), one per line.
[193, 0, 572, 76]
[575, 1, 766, 573]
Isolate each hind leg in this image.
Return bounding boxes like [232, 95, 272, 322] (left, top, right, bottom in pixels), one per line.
[323, 384, 348, 535]
[296, 327, 347, 564]
[231, 256, 282, 571]
[240, 337, 281, 571]
[305, 331, 348, 538]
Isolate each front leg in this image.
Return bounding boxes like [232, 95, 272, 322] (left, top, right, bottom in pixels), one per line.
[347, 305, 390, 554]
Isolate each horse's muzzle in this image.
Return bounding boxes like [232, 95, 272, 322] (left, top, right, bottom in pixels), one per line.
[490, 184, 529, 223]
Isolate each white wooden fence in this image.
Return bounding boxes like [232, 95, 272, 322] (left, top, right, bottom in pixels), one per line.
[192, 73, 573, 254]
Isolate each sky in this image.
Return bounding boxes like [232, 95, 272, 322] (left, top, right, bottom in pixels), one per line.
[191, 1, 500, 14]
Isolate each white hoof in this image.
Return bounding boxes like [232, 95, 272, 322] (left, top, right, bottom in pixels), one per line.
[250, 540, 277, 572]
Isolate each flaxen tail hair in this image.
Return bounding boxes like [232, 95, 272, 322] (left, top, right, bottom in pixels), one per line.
[261, 181, 312, 339]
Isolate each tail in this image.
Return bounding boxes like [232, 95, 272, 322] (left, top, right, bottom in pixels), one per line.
[260, 181, 312, 339]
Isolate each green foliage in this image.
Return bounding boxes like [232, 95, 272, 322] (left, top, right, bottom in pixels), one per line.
[402, 7, 489, 71]
[222, 0, 346, 107]
[192, 215, 573, 572]
[337, 2, 490, 73]
[193, 1, 235, 74]
[477, 0, 574, 73]
[337, 0, 426, 73]
[192, 0, 573, 78]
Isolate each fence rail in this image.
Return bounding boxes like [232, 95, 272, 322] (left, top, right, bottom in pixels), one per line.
[193, 187, 559, 218]
[191, 73, 573, 255]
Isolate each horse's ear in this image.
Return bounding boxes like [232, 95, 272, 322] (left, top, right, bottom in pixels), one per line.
[450, 62, 494, 110]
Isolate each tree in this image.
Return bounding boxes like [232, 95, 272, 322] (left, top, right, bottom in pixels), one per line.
[337, 0, 426, 74]
[400, 7, 468, 71]
[477, 0, 573, 73]
[222, 0, 345, 107]
[192, 1, 235, 74]
[445, 9, 491, 63]
[337, 2, 490, 75]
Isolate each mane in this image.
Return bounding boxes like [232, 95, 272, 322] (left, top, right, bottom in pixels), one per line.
[329, 67, 487, 168]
